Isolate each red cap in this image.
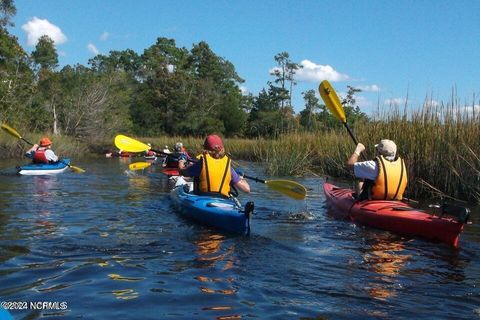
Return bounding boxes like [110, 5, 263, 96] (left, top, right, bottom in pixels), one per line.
[203, 134, 224, 151]
[39, 137, 52, 147]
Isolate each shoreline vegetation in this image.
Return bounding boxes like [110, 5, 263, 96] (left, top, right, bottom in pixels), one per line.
[1, 101, 479, 203]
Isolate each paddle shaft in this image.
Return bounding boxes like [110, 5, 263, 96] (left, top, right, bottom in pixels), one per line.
[21, 137, 34, 146]
[343, 122, 367, 161]
[242, 174, 266, 184]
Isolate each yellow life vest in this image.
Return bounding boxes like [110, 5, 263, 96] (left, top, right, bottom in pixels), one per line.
[371, 155, 408, 200]
[198, 153, 232, 197]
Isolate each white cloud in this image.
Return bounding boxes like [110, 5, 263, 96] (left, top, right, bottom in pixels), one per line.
[21, 17, 67, 47]
[384, 98, 406, 106]
[294, 59, 349, 82]
[239, 86, 249, 95]
[423, 99, 440, 108]
[167, 64, 175, 73]
[354, 95, 372, 108]
[87, 42, 99, 55]
[100, 31, 110, 41]
[455, 105, 480, 114]
[357, 84, 380, 92]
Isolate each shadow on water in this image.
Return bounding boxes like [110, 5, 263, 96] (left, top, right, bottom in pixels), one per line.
[0, 157, 479, 319]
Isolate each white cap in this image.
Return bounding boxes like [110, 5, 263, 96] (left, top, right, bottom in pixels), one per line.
[174, 142, 183, 151]
[375, 139, 397, 158]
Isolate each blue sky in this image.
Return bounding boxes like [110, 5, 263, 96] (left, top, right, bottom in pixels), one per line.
[8, 0, 480, 115]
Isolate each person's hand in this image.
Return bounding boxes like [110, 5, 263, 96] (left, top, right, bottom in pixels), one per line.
[33, 144, 39, 148]
[354, 143, 365, 156]
[178, 159, 186, 169]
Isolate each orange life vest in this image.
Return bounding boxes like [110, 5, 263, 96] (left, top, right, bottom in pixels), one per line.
[198, 153, 232, 197]
[371, 155, 408, 200]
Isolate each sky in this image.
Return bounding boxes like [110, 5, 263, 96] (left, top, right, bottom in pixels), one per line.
[8, 0, 480, 115]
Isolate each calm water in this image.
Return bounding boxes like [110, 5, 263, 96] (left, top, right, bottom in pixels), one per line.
[0, 157, 479, 320]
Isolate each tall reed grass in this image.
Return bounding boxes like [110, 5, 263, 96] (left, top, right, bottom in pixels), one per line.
[248, 99, 479, 203]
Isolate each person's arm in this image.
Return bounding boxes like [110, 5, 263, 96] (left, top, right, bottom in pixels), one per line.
[25, 144, 38, 158]
[346, 143, 365, 171]
[178, 159, 189, 175]
[231, 169, 250, 193]
[45, 149, 58, 162]
[179, 159, 201, 177]
[235, 178, 250, 193]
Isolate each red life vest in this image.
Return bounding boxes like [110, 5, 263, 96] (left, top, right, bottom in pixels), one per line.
[33, 149, 49, 164]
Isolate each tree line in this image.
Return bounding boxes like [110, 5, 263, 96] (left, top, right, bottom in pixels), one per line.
[1, 0, 368, 143]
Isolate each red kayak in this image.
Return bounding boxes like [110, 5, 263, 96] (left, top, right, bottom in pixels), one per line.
[161, 168, 180, 176]
[324, 183, 469, 247]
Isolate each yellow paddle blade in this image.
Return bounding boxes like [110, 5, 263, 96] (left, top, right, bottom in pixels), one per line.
[1, 123, 22, 139]
[69, 165, 85, 173]
[114, 135, 150, 153]
[265, 180, 307, 200]
[129, 162, 152, 171]
[319, 80, 346, 123]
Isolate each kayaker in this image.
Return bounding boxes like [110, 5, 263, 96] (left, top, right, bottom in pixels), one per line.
[145, 143, 157, 157]
[25, 137, 59, 164]
[174, 142, 191, 158]
[163, 142, 192, 168]
[346, 139, 407, 200]
[178, 134, 250, 197]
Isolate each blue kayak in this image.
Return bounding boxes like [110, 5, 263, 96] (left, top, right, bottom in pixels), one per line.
[170, 177, 253, 235]
[17, 158, 71, 175]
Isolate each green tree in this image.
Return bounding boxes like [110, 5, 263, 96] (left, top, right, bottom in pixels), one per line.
[0, 27, 34, 128]
[341, 86, 369, 126]
[31, 35, 58, 71]
[299, 89, 321, 131]
[0, 0, 16, 27]
[53, 65, 132, 140]
[270, 52, 301, 109]
[131, 39, 247, 137]
[89, 49, 141, 76]
[30, 35, 61, 133]
[246, 87, 297, 137]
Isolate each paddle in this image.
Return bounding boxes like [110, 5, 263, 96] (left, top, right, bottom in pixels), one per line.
[240, 174, 307, 200]
[319, 80, 366, 160]
[117, 134, 307, 200]
[1, 123, 85, 173]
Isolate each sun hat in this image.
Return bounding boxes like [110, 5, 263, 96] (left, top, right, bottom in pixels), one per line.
[203, 135, 224, 151]
[39, 137, 52, 147]
[375, 139, 397, 158]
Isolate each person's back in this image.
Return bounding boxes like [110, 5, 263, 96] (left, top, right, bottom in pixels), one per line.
[346, 139, 407, 200]
[25, 137, 58, 164]
[178, 134, 250, 197]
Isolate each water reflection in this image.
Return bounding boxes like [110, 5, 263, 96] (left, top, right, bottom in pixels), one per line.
[32, 175, 60, 198]
[31, 176, 64, 238]
[193, 232, 240, 318]
[363, 239, 410, 301]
